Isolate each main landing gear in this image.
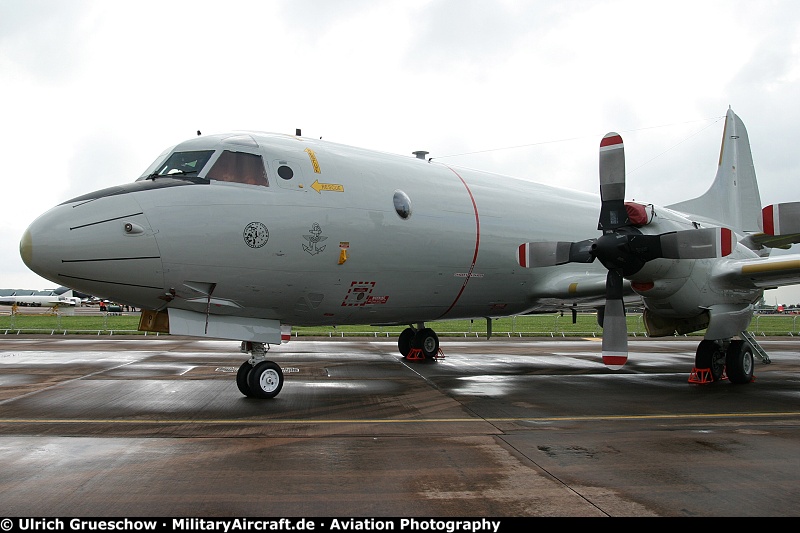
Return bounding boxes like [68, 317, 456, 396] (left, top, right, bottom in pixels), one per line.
[692, 333, 768, 384]
[237, 341, 284, 398]
[398, 325, 443, 361]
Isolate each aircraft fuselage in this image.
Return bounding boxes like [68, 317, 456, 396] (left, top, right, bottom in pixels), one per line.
[20, 117, 775, 395]
[21, 131, 763, 341]
[22, 133, 609, 327]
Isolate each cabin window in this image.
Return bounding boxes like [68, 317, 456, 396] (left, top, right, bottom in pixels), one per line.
[393, 190, 412, 219]
[207, 151, 269, 186]
[153, 150, 215, 177]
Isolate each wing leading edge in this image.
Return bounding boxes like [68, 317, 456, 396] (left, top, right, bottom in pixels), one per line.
[713, 254, 800, 290]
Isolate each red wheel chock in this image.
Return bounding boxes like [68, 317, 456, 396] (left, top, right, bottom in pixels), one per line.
[688, 367, 729, 384]
[688, 367, 713, 384]
[405, 348, 445, 361]
[406, 348, 424, 360]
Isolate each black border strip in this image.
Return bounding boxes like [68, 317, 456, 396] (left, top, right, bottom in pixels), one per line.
[62, 256, 160, 263]
[69, 213, 144, 231]
[58, 274, 163, 290]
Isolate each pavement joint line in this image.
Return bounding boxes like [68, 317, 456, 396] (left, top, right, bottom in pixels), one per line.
[0, 358, 144, 406]
[1, 411, 799, 425]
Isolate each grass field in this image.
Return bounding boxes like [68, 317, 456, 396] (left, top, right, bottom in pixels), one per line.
[2, 312, 800, 337]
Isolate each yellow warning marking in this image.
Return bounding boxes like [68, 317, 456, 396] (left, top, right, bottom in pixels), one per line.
[304, 148, 321, 174]
[568, 283, 579, 294]
[311, 179, 344, 194]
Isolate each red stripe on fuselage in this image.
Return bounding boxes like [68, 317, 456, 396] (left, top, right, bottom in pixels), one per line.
[438, 166, 480, 319]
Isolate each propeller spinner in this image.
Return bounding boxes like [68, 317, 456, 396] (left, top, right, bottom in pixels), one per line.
[518, 132, 735, 369]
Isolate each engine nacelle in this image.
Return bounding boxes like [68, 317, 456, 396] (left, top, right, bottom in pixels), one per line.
[625, 205, 762, 337]
[643, 308, 709, 336]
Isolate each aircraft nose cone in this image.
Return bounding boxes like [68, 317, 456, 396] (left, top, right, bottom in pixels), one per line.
[21, 205, 71, 284]
[19, 227, 33, 271]
[21, 194, 166, 307]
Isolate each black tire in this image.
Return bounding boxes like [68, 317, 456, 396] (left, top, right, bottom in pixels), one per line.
[236, 361, 254, 397]
[695, 340, 726, 382]
[398, 327, 415, 357]
[726, 340, 754, 384]
[247, 361, 284, 399]
[414, 328, 439, 360]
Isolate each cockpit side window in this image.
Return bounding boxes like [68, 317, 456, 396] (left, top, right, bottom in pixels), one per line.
[153, 150, 215, 177]
[206, 150, 269, 187]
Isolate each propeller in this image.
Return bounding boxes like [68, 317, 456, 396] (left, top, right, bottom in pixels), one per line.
[517, 132, 736, 369]
[598, 133, 631, 368]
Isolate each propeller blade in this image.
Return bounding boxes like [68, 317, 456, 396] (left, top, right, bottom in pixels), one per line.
[598, 133, 629, 231]
[618, 227, 735, 263]
[601, 269, 628, 369]
[517, 240, 595, 268]
[658, 227, 735, 259]
[763, 202, 800, 236]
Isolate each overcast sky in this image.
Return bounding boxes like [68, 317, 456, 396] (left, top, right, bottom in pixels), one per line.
[3, 0, 800, 302]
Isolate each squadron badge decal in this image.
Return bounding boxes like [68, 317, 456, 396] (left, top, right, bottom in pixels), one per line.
[243, 222, 269, 248]
[303, 222, 328, 255]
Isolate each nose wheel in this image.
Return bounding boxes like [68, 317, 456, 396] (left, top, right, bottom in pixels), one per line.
[236, 342, 284, 398]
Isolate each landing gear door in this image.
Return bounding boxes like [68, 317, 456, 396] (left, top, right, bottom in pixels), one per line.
[274, 159, 306, 192]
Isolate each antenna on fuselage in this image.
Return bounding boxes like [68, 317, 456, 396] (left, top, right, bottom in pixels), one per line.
[412, 150, 428, 160]
[296, 129, 302, 136]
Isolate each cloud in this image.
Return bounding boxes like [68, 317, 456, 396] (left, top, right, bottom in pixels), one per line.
[0, 0, 95, 82]
[4, 0, 800, 302]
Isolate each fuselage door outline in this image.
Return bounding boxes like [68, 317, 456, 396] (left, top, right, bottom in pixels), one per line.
[274, 159, 306, 192]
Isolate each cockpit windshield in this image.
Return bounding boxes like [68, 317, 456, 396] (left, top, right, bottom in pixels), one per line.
[146, 150, 215, 179]
[206, 150, 269, 186]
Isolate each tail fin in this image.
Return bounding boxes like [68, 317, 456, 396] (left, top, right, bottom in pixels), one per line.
[667, 107, 762, 233]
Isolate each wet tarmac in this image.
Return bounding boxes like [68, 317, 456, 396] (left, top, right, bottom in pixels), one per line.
[1, 335, 800, 517]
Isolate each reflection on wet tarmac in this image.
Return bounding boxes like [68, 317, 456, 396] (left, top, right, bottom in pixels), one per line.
[1, 336, 800, 516]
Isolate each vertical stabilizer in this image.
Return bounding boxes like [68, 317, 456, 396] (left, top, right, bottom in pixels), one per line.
[667, 108, 762, 233]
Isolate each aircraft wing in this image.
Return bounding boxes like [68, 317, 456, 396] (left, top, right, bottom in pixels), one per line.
[49, 299, 77, 306]
[530, 269, 607, 300]
[527, 269, 640, 308]
[743, 233, 800, 250]
[713, 253, 800, 289]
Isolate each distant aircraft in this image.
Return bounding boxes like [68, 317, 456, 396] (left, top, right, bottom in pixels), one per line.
[19, 108, 800, 398]
[0, 288, 81, 308]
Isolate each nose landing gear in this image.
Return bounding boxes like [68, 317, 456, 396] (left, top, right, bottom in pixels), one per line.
[237, 341, 284, 398]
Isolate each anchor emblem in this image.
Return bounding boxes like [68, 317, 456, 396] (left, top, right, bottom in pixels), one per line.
[302, 222, 328, 255]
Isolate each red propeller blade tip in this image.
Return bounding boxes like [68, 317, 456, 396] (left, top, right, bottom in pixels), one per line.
[602, 353, 627, 370]
[600, 133, 623, 149]
[517, 243, 529, 268]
